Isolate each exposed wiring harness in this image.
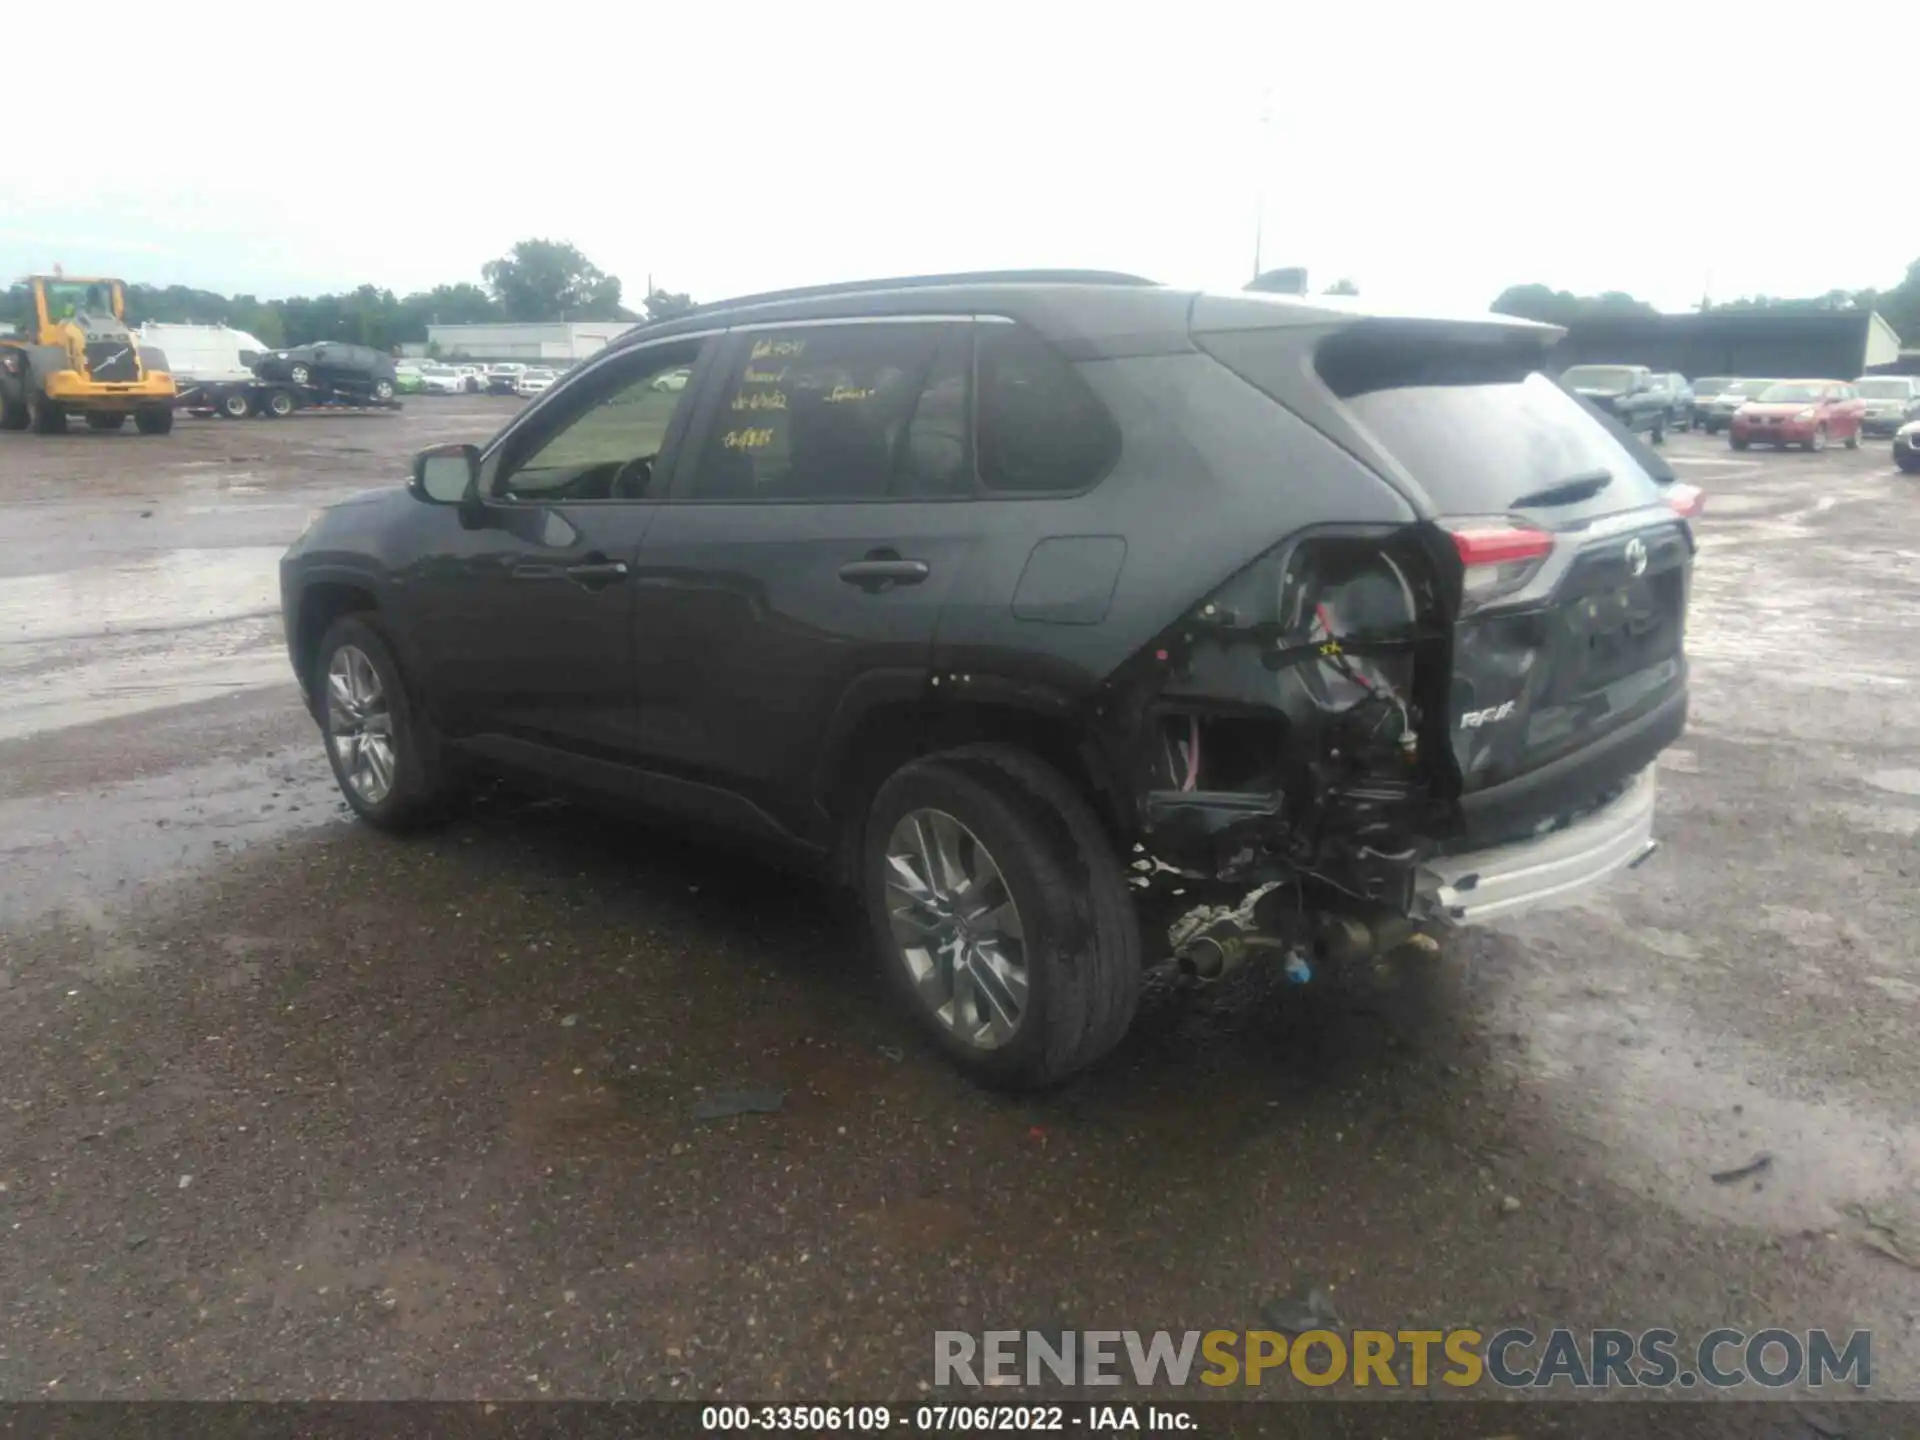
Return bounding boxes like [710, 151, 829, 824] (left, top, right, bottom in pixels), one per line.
[1312, 604, 1415, 753]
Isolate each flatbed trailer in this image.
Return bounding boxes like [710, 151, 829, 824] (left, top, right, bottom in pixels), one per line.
[177, 379, 403, 419]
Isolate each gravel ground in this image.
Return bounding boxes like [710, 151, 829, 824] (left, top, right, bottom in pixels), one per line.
[1, 400, 1917, 1402]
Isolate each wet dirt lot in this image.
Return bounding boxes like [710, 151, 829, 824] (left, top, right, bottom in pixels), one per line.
[1, 400, 1917, 1402]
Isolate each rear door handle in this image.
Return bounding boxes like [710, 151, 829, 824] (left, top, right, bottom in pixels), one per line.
[838, 558, 929, 590]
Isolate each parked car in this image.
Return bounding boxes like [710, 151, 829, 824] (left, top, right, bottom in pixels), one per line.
[514, 367, 558, 397]
[1694, 378, 1776, 434]
[253, 342, 399, 401]
[1730, 380, 1866, 451]
[1688, 377, 1733, 430]
[485, 363, 528, 395]
[651, 366, 691, 392]
[453, 365, 487, 394]
[1558, 364, 1671, 441]
[1895, 419, 1920, 473]
[1852, 376, 1920, 437]
[418, 365, 469, 395]
[394, 363, 426, 396]
[1645, 372, 1693, 429]
[280, 272, 1699, 1088]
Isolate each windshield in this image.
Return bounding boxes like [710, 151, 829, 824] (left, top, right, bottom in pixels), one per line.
[1695, 377, 1733, 394]
[1756, 383, 1826, 404]
[1730, 379, 1775, 396]
[42, 279, 119, 320]
[1560, 365, 1639, 392]
[1856, 379, 1911, 399]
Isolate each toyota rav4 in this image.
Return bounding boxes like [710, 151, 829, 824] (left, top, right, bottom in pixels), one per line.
[280, 272, 1702, 1087]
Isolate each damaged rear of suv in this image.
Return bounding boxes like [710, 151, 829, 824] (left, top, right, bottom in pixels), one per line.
[280, 273, 1700, 1091]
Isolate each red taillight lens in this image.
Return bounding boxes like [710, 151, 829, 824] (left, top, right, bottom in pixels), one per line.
[1665, 482, 1705, 519]
[1443, 521, 1555, 611]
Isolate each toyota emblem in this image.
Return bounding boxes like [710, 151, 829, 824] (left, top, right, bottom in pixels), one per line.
[1624, 537, 1648, 577]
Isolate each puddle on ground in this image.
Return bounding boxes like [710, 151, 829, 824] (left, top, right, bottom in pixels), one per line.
[0, 745, 340, 933]
[1866, 769, 1920, 797]
[0, 547, 282, 643]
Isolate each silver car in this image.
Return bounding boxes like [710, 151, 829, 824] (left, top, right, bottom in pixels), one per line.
[1853, 376, 1920, 437]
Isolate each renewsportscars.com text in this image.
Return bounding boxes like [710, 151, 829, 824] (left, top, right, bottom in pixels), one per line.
[934, 1327, 1872, 1391]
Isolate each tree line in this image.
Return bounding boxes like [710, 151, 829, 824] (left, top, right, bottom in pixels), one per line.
[0, 239, 697, 350]
[1492, 256, 1920, 341]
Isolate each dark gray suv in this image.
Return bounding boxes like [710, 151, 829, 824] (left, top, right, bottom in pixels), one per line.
[280, 271, 1702, 1087]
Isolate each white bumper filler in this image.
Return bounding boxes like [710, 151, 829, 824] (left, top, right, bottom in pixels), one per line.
[1419, 767, 1659, 925]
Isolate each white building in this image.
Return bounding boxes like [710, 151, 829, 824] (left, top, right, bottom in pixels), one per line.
[425, 320, 641, 363]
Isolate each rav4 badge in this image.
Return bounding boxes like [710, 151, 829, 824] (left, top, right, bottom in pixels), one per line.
[1460, 701, 1517, 729]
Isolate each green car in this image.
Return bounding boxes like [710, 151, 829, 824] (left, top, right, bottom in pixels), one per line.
[393, 363, 427, 395]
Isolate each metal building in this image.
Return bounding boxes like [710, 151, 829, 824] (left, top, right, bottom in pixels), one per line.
[424, 320, 642, 363]
[1550, 310, 1903, 380]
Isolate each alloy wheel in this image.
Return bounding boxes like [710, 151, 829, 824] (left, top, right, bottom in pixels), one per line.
[883, 808, 1029, 1051]
[326, 643, 397, 805]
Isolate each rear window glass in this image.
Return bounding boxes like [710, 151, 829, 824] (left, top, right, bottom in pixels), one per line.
[1305, 332, 1669, 520]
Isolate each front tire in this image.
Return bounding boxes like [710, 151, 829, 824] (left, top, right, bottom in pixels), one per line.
[29, 392, 67, 435]
[862, 744, 1141, 1089]
[263, 388, 296, 418]
[314, 615, 460, 831]
[372, 378, 396, 402]
[1808, 425, 1828, 453]
[1730, 434, 1750, 451]
[1844, 427, 1861, 450]
[134, 406, 173, 435]
[1649, 416, 1666, 445]
[1897, 455, 1920, 474]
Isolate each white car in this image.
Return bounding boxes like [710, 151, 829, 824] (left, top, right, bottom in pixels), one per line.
[515, 368, 558, 397]
[486, 363, 528, 394]
[651, 367, 690, 392]
[419, 365, 467, 395]
[452, 364, 486, 393]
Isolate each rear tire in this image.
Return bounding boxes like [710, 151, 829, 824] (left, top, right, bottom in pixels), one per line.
[86, 412, 127, 431]
[1844, 427, 1861, 450]
[29, 392, 67, 435]
[0, 390, 27, 431]
[372, 378, 396, 402]
[220, 390, 252, 420]
[264, 388, 296, 418]
[313, 614, 461, 832]
[862, 743, 1141, 1089]
[1649, 417, 1666, 445]
[1730, 434, 1750, 451]
[134, 407, 173, 435]
[288, 362, 312, 386]
[1897, 455, 1920, 474]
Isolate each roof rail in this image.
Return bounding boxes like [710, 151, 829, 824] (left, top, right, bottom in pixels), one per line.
[686, 269, 1160, 315]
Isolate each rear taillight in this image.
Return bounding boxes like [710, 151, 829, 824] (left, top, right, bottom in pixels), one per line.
[1444, 521, 1555, 610]
[1665, 482, 1705, 519]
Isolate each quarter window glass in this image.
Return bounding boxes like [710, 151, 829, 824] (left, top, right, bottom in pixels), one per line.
[686, 324, 967, 501]
[496, 343, 702, 502]
[975, 325, 1119, 493]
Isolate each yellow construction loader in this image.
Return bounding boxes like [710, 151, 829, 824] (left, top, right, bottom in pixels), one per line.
[0, 274, 177, 434]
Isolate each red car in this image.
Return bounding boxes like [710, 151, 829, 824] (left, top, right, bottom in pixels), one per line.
[1729, 379, 1866, 452]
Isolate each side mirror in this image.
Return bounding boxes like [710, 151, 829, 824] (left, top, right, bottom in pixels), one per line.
[411, 442, 479, 505]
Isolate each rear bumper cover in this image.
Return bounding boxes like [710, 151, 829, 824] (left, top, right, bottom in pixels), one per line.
[1419, 766, 1658, 925]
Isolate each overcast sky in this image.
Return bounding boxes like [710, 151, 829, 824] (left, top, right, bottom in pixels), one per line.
[6, 3, 1916, 315]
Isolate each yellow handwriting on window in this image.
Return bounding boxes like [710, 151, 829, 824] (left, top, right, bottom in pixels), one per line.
[750, 338, 807, 360]
[742, 366, 787, 385]
[730, 390, 789, 412]
[825, 386, 875, 404]
[722, 427, 775, 451]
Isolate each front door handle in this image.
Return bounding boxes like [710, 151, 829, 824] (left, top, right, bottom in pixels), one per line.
[838, 558, 929, 591]
[564, 558, 630, 587]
